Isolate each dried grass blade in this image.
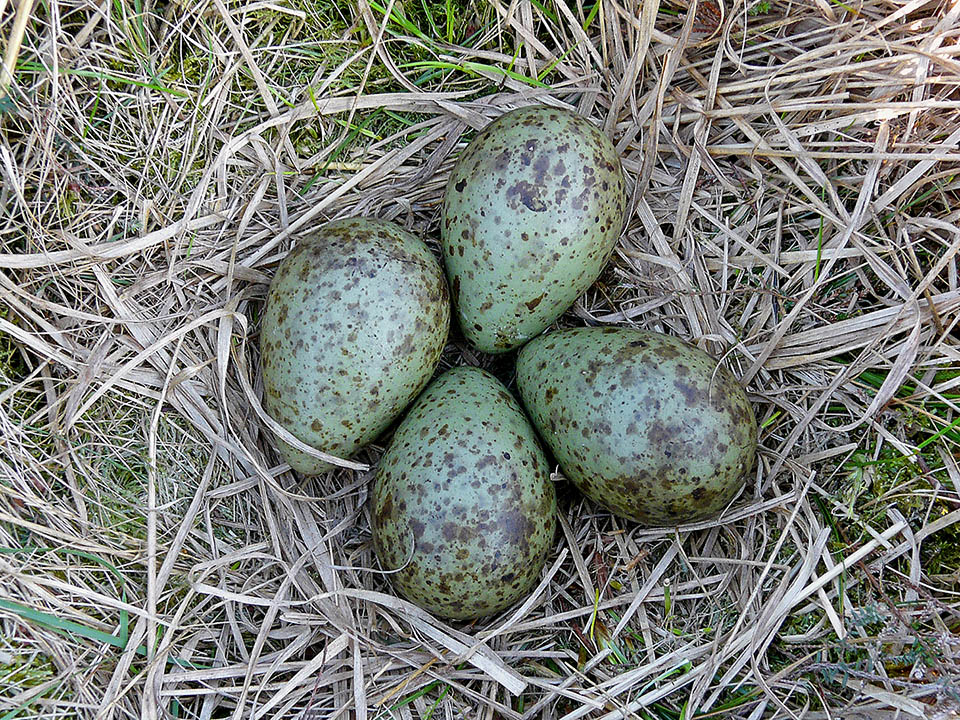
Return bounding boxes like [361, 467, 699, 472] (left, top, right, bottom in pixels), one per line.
[856, 682, 929, 718]
[638, 0, 698, 194]
[353, 638, 368, 720]
[0, 214, 222, 269]
[0, 0, 32, 96]
[833, 300, 922, 432]
[251, 634, 350, 719]
[612, 541, 680, 638]
[874, 123, 960, 212]
[336, 589, 527, 695]
[742, 123, 890, 383]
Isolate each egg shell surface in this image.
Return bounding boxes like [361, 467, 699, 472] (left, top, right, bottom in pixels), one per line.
[260, 217, 449, 475]
[516, 327, 757, 525]
[441, 106, 628, 353]
[371, 366, 556, 620]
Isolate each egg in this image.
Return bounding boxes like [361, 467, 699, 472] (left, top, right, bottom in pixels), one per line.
[516, 327, 757, 526]
[259, 217, 449, 475]
[441, 105, 628, 354]
[371, 366, 556, 620]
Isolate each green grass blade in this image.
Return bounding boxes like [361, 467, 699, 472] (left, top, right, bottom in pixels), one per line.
[529, 0, 558, 22]
[390, 678, 444, 710]
[0, 597, 127, 649]
[423, 684, 451, 720]
[0, 598, 208, 670]
[583, 1, 601, 30]
[916, 415, 960, 451]
[402, 60, 551, 88]
[367, 0, 434, 44]
[419, 0, 441, 37]
[16, 62, 190, 98]
[0, 679, 59, 720]
[0, 545, 127, 586]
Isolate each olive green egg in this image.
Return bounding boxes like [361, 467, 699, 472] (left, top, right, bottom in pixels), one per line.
[371, 366, 556, 620]
[441, 106, 628, 354]
[259, 218, 449, 475]
[516, 327, 758, 526]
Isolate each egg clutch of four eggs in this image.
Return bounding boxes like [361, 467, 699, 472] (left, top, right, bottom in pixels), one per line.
[259, 106, 758, 619]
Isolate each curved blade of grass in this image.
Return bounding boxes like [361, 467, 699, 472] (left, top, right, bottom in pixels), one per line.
[0, 598, 206, 670]
[402, 60, 551, 88]
[0, 597, 131, 650]
[0, 678, 60, 720]
[367, 0, 434, 45]
[16, 62, 190, 98]
[0, 545, 131, 646]
[419, 0, 441, 37]
[0, 545, 128, 586]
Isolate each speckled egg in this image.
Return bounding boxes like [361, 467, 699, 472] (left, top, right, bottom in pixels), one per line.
[516, 327, 758, 526]
[260, 218, 449, 475]
[371, 366, 556, 620]
[441, 105, 628, 354]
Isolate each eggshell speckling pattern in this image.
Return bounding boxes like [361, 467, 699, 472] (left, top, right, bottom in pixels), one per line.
[371, 366, 557, 620]
[516, 327, 758, 526]
[260, 218, 449, 475]
[441, 105, 628, 354]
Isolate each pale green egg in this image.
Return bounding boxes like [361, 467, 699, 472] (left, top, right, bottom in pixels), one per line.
[371, 366, 556, 620]
[441, 106, 627, 354]
[260, 218, 449, 475]
[517, 327, 758, 526]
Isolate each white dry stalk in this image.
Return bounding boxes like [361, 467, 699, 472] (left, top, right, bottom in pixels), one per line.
[0, 0, 33, 95]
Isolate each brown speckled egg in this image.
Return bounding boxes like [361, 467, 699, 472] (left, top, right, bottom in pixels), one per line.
[516, 327, 757, 526]
[441, 105, 628, 354]
[259, 218, 449, 475]
[371, 366, 556, 620]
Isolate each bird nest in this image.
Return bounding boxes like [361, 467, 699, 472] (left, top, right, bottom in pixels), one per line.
[1, 0, 959, 718]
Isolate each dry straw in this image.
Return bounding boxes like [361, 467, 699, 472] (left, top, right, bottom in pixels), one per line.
[1, 0, 959, 718]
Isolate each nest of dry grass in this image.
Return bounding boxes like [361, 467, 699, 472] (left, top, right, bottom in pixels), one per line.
[2, 0, 960, 717]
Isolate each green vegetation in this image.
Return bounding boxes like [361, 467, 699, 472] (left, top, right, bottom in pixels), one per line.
[2, 0, 958, 716]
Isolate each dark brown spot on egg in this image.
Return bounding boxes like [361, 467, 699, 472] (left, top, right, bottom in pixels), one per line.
[673, 379, 700, 405]
[376, 493, 393, 528]
[525, 294, 545, 311]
